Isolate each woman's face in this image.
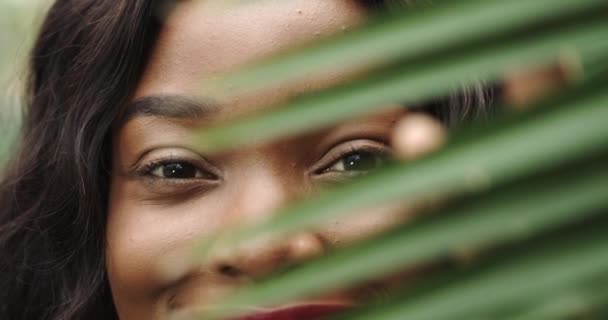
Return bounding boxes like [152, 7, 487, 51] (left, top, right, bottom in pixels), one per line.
[107, 1, 409, 319]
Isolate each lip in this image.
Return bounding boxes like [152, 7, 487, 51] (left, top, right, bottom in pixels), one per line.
[232, 303, 354, 320]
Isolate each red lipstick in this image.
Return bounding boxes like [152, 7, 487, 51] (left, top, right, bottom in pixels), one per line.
[233, 303, 353, 320]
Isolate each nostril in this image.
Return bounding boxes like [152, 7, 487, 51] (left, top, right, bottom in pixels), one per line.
[216, 264, 243, 277]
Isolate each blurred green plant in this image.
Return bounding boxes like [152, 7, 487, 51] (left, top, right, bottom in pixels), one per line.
[0, 0, 47, 166]
[185, 0, 608, 319]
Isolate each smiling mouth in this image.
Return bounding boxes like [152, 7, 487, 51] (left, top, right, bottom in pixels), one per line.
[231, 303, 354, 320]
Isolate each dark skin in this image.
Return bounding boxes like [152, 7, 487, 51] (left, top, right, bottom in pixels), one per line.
[0, 0, 563, 318]
[9, 0, 548, 319]
[106, 1, 439, 318]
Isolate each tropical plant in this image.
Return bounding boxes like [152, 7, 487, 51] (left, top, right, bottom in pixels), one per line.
[2, 0, 608, 319]
[180, 0, 608, 319]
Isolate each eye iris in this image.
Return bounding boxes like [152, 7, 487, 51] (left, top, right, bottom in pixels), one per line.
[162, 163, 197, 178]
[343, 152, 380, 171]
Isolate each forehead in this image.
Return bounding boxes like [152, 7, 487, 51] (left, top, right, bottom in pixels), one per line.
[134, 0, 367, 112]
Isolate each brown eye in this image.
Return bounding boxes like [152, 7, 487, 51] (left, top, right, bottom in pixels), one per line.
[150, 162, 205, 179]
[326, 151, 387, 173]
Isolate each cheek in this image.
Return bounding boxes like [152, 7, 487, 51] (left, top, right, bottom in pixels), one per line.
[105, 179, 228, 307]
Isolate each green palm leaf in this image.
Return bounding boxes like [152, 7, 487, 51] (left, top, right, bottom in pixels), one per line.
[338, 223, 608, 320]
[191, 76, 608, 261]
[180, 1, 608, 319]
[507, 283, 608, 320]
[196, 17, 608, 152]
[200, 160, 607, 319]
[204, 0, 607, 97]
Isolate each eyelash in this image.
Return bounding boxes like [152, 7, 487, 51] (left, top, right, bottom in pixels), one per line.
[136, 157, 218, 181]
[135, 141, 391, 186]
[313, 141, 393, 176]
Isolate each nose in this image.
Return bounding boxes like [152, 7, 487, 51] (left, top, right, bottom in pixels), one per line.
[211, 157, 326, 279]
[212, 231, 325, 279]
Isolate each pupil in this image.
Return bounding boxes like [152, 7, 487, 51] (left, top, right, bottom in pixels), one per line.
[162, 163, 196, 178]
[344, 152, 379, 171]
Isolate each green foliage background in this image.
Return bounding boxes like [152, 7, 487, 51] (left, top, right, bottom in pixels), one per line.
[0, 0, 47, 165]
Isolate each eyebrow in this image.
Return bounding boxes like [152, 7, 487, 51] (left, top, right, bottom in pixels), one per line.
[119, 94, 219, 125]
